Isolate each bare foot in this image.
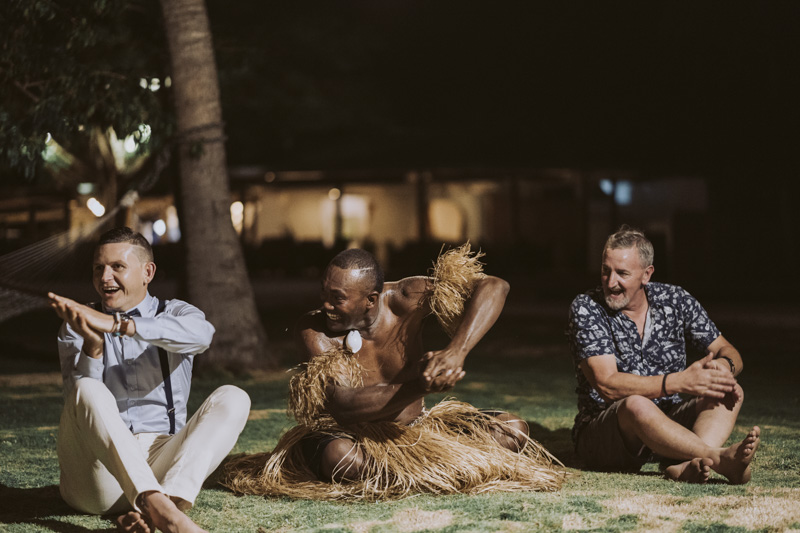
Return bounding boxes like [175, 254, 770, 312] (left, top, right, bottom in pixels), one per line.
[115, 511, 153, 532]
[715, 426, 761, 484]
[664, 458, 712, 484]
[139, 491, 207, 533]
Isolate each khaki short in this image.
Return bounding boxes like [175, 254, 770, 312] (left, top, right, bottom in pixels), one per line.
[575, 398, 698, 472]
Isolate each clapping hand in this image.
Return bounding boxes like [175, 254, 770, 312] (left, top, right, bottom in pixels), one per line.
[49, 293, 112, 358]
[420, 347, 466, 392]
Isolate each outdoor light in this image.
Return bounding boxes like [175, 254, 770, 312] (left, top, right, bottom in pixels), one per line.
[615, 181, 633, 205]
[124, 136, 137, 153]
[598, 179, 633, 205]
[153, 219, 167, 237]
[230, 201, 244, 233]
[139, 78, 162, 92]
[328, 188, 341, 201]
[599, 179, 614, 196]
[86, 198, 105, 217]
[137, 124, 152, 144]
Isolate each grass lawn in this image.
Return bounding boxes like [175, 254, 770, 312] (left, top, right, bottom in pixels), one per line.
[1, 311, 799, 532]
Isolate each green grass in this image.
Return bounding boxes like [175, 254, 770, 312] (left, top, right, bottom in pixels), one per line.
[1, 317, 799, 532]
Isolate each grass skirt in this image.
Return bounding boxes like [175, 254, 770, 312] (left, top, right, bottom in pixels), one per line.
[221, 400, 565, 501]
[221, 243, 564, 500]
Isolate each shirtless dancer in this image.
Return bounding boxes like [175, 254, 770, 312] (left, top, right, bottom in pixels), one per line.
[296, 247, 524, 480]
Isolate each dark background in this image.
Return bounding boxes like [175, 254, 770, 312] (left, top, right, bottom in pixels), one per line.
[210, 1, 800, 173]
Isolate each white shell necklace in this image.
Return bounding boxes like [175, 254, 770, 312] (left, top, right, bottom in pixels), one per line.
[344, 329, 363, 353]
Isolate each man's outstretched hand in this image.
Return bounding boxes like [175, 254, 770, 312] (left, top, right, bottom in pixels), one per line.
[421, 348, 466, 392]
[48, 292, 111, 358]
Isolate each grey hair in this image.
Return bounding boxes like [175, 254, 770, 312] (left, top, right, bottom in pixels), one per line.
[603, 225, 654, 268]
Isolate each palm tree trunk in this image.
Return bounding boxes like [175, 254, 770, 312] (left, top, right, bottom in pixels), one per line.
[159, 0, 269, 372]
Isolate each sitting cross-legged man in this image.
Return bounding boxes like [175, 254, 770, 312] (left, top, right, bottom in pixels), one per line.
[50, 227, 251, 532]
[223, 244, 564, 500]
[567, 225, 759, 484]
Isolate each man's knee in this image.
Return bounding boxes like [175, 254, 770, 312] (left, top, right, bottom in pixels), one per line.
[319, 438, 364, 482]
[69, 378, 114, 414]
[490, 412, 530, 452]
[208, 385, 251, 427]
[617, 395, 662, 426]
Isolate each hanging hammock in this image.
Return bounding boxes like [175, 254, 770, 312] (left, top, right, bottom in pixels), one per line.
[0, 191, 142, 323]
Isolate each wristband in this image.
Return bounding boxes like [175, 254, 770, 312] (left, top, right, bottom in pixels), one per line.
[111, 312, 121, 335]
[661, 373, 669, 397]
[717, 355, 735, 374]
[111, 312, 130, 337]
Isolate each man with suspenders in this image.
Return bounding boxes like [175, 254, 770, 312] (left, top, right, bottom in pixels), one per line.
[49, 227, 250, 533]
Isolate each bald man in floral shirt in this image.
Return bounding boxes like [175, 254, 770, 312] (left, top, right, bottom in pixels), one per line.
[567, 226, 760, 484]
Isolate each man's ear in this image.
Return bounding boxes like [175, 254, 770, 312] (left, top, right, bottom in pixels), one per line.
[642, 265, 654, 284]
[143, 262, 156, 285]
[366, 291, 379, 308]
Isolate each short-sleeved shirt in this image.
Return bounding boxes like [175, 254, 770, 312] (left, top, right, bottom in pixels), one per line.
[567, 282, 721, 442]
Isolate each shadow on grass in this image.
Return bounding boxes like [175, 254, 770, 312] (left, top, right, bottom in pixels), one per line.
[527, 421, 579, 468]
[0, 484, 116, 532]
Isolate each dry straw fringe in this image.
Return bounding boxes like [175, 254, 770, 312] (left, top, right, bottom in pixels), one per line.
[428, 242, 486, 337]
[221, 398, 565, 501]
[222, 346, 566, 501]
[288, 346, 364, 427]
[221, 243, 565, 500]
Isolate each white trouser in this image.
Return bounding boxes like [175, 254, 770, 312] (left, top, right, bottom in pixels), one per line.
[57, 378, 250, 515]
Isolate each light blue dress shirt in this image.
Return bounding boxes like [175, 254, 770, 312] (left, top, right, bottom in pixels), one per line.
[58, 292, 215, 435]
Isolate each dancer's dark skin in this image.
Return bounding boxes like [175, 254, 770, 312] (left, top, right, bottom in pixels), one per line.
[296, 265, 525, 480]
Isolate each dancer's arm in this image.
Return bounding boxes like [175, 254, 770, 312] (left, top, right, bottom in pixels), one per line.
[421, 275, 509, 391]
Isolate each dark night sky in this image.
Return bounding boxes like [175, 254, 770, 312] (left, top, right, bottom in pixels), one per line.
[209, 1, 800, 175]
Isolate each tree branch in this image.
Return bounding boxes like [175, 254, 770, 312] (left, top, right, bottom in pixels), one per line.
[13, 80, 40, 103]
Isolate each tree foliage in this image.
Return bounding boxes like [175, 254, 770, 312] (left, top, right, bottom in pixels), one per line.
[0, 0, 170, 183]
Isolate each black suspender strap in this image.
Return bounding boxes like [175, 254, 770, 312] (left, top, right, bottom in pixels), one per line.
[155, 298, 176, 435]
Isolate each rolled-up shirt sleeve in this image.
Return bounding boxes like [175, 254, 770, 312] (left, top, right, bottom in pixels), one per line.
[131, 299, 215, 355]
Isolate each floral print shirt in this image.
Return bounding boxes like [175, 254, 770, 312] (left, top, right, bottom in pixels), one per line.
[567, 282, 721, 441]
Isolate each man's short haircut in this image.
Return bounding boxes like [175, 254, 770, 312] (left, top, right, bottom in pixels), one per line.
[96, 227, 154, 263]
[327, 248, 384, 293]
[604, 224, 654, 268]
